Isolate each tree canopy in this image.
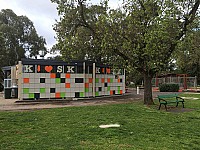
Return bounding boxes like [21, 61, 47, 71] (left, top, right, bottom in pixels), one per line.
[0, 9, 47, 66]
[52, 0, 200, 104]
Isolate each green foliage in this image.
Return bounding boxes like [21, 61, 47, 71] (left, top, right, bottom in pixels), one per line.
[0, 9, 47, 64]
[159, 83, 179, 92]
[51, 0, 200, 104]
[1, 98, 200, 149]
[175, 29, 200, 83]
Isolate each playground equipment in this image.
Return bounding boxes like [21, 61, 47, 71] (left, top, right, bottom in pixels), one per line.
[152, 73, 197, 90]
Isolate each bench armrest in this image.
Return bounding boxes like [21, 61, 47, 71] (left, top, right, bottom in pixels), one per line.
[176, 96, 185, 102]
[158, 98, 167, 102]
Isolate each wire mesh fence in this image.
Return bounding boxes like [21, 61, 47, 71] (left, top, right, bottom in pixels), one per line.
[152, 76, 197, 89]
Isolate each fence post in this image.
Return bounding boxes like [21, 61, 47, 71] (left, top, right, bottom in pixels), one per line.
[137, 86, 140, 94]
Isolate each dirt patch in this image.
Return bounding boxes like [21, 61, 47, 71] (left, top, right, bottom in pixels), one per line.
[158, 105, 194, 113]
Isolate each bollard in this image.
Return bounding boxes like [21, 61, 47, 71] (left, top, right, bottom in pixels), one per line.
[137, 86, 139, 94]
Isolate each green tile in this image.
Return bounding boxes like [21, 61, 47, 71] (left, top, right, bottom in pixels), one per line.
[107, 86, 110, 91]
[23, 88, 29, 94]
[55, 78, 60, 83]
[61, 92, 65, 98]
[95, 92, 99, 96]
[40, 88, 45, 93]
[118, 86, 120, 91]
[80, 92, 84, 97]
[118, 90, 120, 94]
[110, 78, 113, 83]
[95, 78, 99, 83]
[85, 88, 89, 92]
[29, 93, 34, 98]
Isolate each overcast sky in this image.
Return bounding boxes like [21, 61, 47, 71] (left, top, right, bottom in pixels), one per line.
[0, 0, 121, 54]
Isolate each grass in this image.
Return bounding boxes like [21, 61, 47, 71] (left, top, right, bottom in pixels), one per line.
[1, 93, 200, 149]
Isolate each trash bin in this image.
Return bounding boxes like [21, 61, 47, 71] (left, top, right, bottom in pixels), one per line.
[11, 86, 18, 98]
[4, 88, 11, 99]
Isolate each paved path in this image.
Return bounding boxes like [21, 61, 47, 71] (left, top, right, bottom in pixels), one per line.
[0, 88, 185, 111]
[0, 89, 143, 111]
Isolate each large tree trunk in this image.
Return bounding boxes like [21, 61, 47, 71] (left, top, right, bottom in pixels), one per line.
[143, 72, 154, 105]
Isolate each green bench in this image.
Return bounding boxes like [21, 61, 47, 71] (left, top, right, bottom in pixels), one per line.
[157, 94, 185, 111]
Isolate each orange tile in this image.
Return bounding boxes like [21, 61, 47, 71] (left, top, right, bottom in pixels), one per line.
[106, 68, 111, 74]
[101, 78, 105, 83]
[23, 78, 29, 83]
[65, 83, 70, 88]
[118, 79, 120, 83]
[107, 78, 110, 83]
[110, 90, 113, 95]
[85, 83, 89, 88]
[120, 90, 123, 94]
[89, 78, 93, 83]
[50, 73, 56, 78]
[55, 93, 60, 98]
[102, 68, 105, 73]
[65, 73, 70, 78]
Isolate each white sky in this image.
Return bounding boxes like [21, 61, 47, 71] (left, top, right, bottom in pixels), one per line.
[0, 0, 122, 57]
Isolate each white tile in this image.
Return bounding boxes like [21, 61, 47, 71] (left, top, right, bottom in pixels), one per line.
[70, 83, 76, 88]
[22, 94, 29, 99]
[65, 88, 70, 93]
[34, 73, 41, 78]
[45, 83, 51, 88]
[50, 93, 55, 98]
[76, 74, 84, 78]
[45, 78, 51, 84]
[40, 94, 46, 98]
[50, 78, 55, 83]
[89, 83, 93, 88]
[85, 74, 92, 78]
[75, 83, 84, 88]
[34, 78, 40, 83]
[70, 74, 76, 79]
[28, 88, 34, 93]
[88, 93, 93, 97]
[34, 84, 40, 88]
[29, 73, 35, 78]
[40, 73, 46, 78]
[85, 93, 89, 97]
[34, 88, 40, 93]
[70, 78, 75, 83]
[45, 93, 50, 98]
[55, 83, 61, 88]
[65, 79, 70, 83]
[60, 73, 66, 78]
[60, 87, 66, 92]
[29, 78, 34, 84]
[45, 73, 50, 78]
[22, 73, 29, 78]
[70, 92, 75, 97]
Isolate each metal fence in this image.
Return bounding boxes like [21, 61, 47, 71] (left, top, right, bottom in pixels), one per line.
[152, 76, 197, 89]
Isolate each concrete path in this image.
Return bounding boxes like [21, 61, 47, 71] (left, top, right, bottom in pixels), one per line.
[0, 89, 143, 111]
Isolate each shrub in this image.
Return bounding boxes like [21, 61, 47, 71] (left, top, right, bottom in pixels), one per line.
[159, 83, 179, 92]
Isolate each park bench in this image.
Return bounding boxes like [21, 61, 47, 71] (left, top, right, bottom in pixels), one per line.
[157, 94, 185, 111]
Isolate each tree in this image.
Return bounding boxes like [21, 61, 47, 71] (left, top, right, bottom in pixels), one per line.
[0, 9, 47, 64]
[51, 0, 110, 62]
[176, 28, 200, 83]
[0, 32, 6, 86]
[52, 0, 200, 104]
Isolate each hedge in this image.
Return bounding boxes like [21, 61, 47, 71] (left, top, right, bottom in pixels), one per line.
[159, 83, 179, 92]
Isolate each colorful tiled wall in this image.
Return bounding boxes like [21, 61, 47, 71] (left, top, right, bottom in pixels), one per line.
[19, 61, 125, 100]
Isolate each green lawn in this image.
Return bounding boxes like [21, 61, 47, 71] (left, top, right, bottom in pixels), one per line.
[1, 93, 200, 150]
